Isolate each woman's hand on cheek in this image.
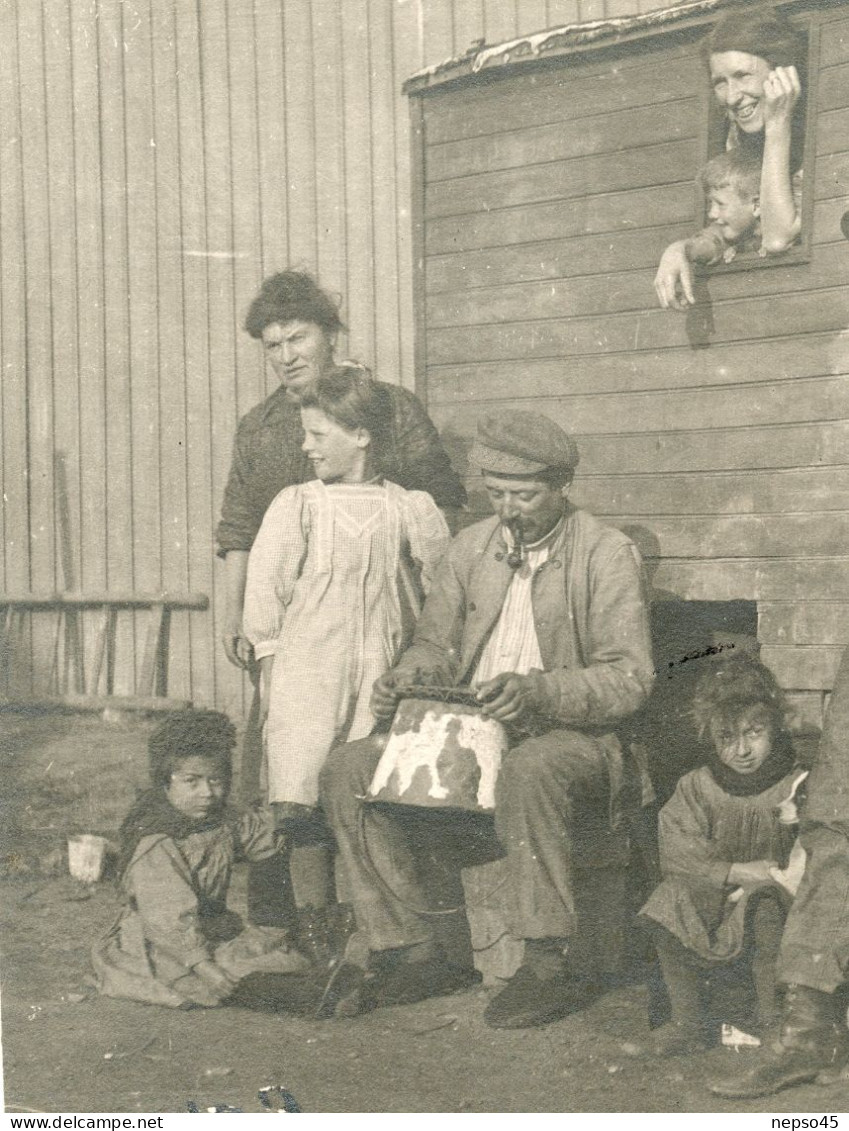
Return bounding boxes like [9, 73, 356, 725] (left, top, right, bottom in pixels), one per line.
[762, 65, 801, 130]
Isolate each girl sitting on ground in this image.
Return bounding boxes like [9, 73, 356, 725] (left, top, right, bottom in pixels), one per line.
[93, 710, 306, 1008]
[640, 652, 804, 1054]
[242, 367, 450, 963]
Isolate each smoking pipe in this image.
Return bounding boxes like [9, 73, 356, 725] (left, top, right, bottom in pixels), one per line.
[505, 517, 526, 570]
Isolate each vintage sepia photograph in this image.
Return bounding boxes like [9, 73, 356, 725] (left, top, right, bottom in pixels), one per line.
[1, 0, 848, 1115]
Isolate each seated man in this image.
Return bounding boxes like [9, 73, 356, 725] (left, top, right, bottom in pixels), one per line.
[317, 410, 655, 1029]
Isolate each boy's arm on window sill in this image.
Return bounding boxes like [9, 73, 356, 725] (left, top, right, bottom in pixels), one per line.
[684, 225, 726, 267]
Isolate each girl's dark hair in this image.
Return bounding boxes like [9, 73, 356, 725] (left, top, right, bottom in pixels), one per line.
[244, 271, 344, 340]
[148, 710, 236, 791]
[691, 652, 791, 739]
[299, 367, 395, 470]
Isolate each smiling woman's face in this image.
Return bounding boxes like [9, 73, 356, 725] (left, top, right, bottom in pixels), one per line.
[710, 50, 773, 135]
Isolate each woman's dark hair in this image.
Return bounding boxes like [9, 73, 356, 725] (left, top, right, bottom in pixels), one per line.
[244, 271, 345, 340]
[691, 652, 791, 740]
[148, 709, 236, 791]
[299, 367, 395, 470]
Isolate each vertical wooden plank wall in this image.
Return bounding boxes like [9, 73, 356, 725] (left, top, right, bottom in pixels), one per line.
[421, 5, 849, 727]
[3, 0, 581, 710]
[0, 0, 30, 696]
[3, 0, 840, 713]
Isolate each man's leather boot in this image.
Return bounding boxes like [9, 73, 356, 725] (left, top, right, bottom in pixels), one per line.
[710, 985, 844, 1099]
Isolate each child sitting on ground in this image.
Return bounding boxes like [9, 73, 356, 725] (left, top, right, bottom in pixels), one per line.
[640, 653, 804, 1055]
[93, 710, 307, 1008]
[684, 151, 765, 266]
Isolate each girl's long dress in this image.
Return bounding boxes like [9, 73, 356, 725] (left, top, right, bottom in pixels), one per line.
[243, 479, 449, 808]
[640, 765, 799, 963]
[93, 809, 298, 1007]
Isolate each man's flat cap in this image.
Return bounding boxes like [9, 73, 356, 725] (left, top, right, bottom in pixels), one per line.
[470, 410, 579, 476]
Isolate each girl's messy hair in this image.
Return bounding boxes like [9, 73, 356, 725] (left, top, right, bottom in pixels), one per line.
[691, 651, 791, 739]
[147, 709, 236, 790]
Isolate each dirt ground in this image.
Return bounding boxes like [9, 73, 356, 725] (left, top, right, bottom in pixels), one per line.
[2, 711, 849, 1115]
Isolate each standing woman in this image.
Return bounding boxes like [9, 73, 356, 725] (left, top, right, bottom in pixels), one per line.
[654, 7, 806, 309]
[216, 272, 465, 945]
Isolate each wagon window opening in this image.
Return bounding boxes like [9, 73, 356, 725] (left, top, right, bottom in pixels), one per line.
[701, 19, 817, 272]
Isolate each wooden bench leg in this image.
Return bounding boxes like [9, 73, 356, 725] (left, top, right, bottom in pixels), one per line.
[0, 607, 15, 696]
[89, 607, 119, 697]
[139, 603, 169, 697]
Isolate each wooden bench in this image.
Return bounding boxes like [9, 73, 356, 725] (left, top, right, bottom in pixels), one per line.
[0, 591, 208, 712]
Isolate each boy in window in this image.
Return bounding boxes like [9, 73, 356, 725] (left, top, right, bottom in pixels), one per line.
[692, 152, 764, 265]
[683, 151, 800, 269]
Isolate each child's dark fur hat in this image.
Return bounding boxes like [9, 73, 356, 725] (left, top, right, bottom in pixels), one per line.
[691, 652, 791, 738]
[148, 709, 236, 789]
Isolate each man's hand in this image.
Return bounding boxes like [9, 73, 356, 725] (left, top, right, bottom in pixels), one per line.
[476, 672, 538, 724]
[371, 670, 403, 720]
[762, 65, 801, 132]
[654, 239, 695, 310]
[222, 621, 253, 669]
[727, 859, 779, 888]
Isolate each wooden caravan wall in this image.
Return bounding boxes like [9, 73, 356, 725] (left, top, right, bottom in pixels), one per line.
[3, 0, 846, 717]
[0, 0, 668, 715]
[416, 2, 849, 727]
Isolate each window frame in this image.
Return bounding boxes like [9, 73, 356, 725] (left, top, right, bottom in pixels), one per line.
[695, 16, 820, 275]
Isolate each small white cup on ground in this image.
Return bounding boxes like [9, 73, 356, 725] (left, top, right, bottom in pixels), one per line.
[67, 834, 108, 883]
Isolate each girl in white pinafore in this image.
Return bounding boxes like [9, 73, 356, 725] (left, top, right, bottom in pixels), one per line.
[242, 369, 449, 936]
